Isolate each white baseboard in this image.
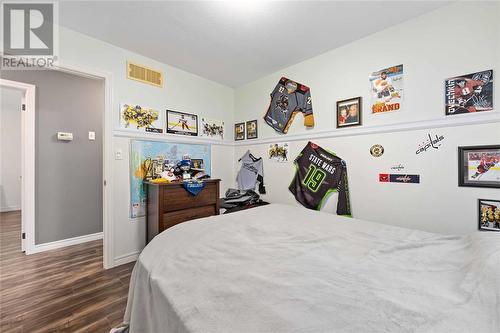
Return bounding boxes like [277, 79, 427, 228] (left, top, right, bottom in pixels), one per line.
[113, 251, 140, 267]
[31, 232, 103, 254]
[0, 206, 21, 213]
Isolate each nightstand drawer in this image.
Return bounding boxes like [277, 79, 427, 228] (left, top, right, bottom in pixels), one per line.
[161, 205, 216, 231]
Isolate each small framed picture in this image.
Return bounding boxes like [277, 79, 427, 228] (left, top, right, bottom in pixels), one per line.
[191, 159, 204, 170]
[234, 122, 245, 141]
[246, 120, 258, 139]
[478, 199, 500, 232]
[336, 97, 362, 128]
[458, 145, 500, 188]
[166, 110, 198, 136]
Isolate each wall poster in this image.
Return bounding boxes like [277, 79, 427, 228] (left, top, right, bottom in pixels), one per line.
[200, 117, 224, 140]
[445, 70, 493, 115]
[369, 64, 404, 114]
[120, 103, 163, 133]
[129, 140, 211, 218]
[268, 142, 290, 162]
[166, 110, 198, 136]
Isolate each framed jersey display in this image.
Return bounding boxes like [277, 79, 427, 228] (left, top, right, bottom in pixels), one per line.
[234, 122, 245, 141]
[289, 142, 351, 216]
[336, 97, 362, 128]
[369, 65, 403, 114]
[246, 120, 258, 139]
[264, 77, 314, 134]
[120, 103, 163, 133]
[458, 145, 500, 188]
[166, 110, 198, 136]
[445, 70, 493, 115]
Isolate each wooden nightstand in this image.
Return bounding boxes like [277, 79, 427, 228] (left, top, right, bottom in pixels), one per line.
[144, 179, 220, 243]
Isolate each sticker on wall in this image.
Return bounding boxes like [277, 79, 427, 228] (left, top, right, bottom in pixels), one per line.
[445, 70, 493, 115]
[416, 134, 445, 155]
[200, 117, 224, 140]
[166, 110, 198, 136]
[369, 64, 403, 114]
[370, 144, 384, 157]
[120, 103, 163, 133]
[379, 174, 420, 184]
[268, 142, 290, 163]
[390, 164, 405, 172]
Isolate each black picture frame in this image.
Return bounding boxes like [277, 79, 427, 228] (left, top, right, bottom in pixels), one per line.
[478, 199, 500, 232]
[246, 120, 258, 139]
[458, 145, 500, 188]
[336, 97, 362, 128]
[166, 110, 198, 136]
[234, 122, 245, 141]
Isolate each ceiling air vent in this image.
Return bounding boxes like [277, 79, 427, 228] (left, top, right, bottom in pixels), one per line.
[127, 61, 163, 88]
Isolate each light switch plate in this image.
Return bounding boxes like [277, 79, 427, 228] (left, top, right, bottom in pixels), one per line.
[88, 131, 96, 140]
[115, 149, 123, 160]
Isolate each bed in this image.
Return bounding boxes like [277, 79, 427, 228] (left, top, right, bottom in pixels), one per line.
[123, 204, 500, 333]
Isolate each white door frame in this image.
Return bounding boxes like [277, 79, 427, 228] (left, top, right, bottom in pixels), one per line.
[1, 63, 114, 269]
[53, 62, 114, 269]
[0, 79, 35, 254]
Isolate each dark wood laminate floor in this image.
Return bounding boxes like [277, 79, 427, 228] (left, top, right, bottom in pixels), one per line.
[0, 211, 135, 332]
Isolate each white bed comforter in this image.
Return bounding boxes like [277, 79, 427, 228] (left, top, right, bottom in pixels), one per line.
[124, 204, 500, 333]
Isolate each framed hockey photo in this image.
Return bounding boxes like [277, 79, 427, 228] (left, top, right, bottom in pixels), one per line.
[246, 120, 258, 139]
[478, 199, 500, 232]
[336, 97, 362, 128]
[234, 122, 245, 141]
[166, 110, 198, 136]
[445, 70, 493, 115]
[458, 145, 500, 188]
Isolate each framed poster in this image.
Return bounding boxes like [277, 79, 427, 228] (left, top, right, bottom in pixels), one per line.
[200, 117, 224, 140]
[120, 103, 163, 133]
[369, 65, 403, 114]
[246, 120, 258, 139]
[336, 97, 362, 128]
[234, 122, 245, 141]
[445, 70, 493, 115]
[478, 199, 500, 232]
[268, 142, 290, 163]
[458, 145, 500, 188]
[166, 110, 198, 136]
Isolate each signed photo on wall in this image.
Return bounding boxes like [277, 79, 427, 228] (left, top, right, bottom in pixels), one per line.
[458, 145, 500, 188]
[445, 70, 493, 115]
[166, 110, 198, 136]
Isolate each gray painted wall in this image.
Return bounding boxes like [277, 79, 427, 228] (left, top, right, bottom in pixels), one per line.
[0, 70, 104, 244]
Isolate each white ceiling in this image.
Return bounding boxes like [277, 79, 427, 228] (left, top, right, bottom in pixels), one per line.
[60, 1, 450, 87]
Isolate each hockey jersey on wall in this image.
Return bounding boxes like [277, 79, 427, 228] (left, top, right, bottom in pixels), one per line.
[264, 77, 314, 134]
[289, 142, 351, 216]
[237, 150, 266, 194]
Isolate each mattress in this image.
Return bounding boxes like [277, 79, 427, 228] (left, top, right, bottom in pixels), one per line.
[123, 204, 500, 333]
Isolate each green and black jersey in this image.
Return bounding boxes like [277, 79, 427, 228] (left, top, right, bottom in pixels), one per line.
[289, 142, 351, 216]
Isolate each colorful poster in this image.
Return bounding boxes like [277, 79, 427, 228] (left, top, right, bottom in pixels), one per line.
[120, 103, 163, 133]
[166, 110, 198, 136]
[379, 174, 420, 184]
[129, 140, 211, 218]
[200, 117, 224, 140]
[445, 70, 493, 115]
[479, 199, 500, 231]
[369, 65, 403, 114]
[268, 142, 290, 163]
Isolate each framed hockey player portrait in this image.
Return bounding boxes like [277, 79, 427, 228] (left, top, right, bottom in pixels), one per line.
[166, 110, 198, 136]
[478, 199, 500, 232]
[369, 65, 403, 114]
[234, 122, 245, 141]
[246, 120, 258, 139]
[458, 145, 500, 188]
[336, 97, 362, 128]
[445, 70, 493, 115]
